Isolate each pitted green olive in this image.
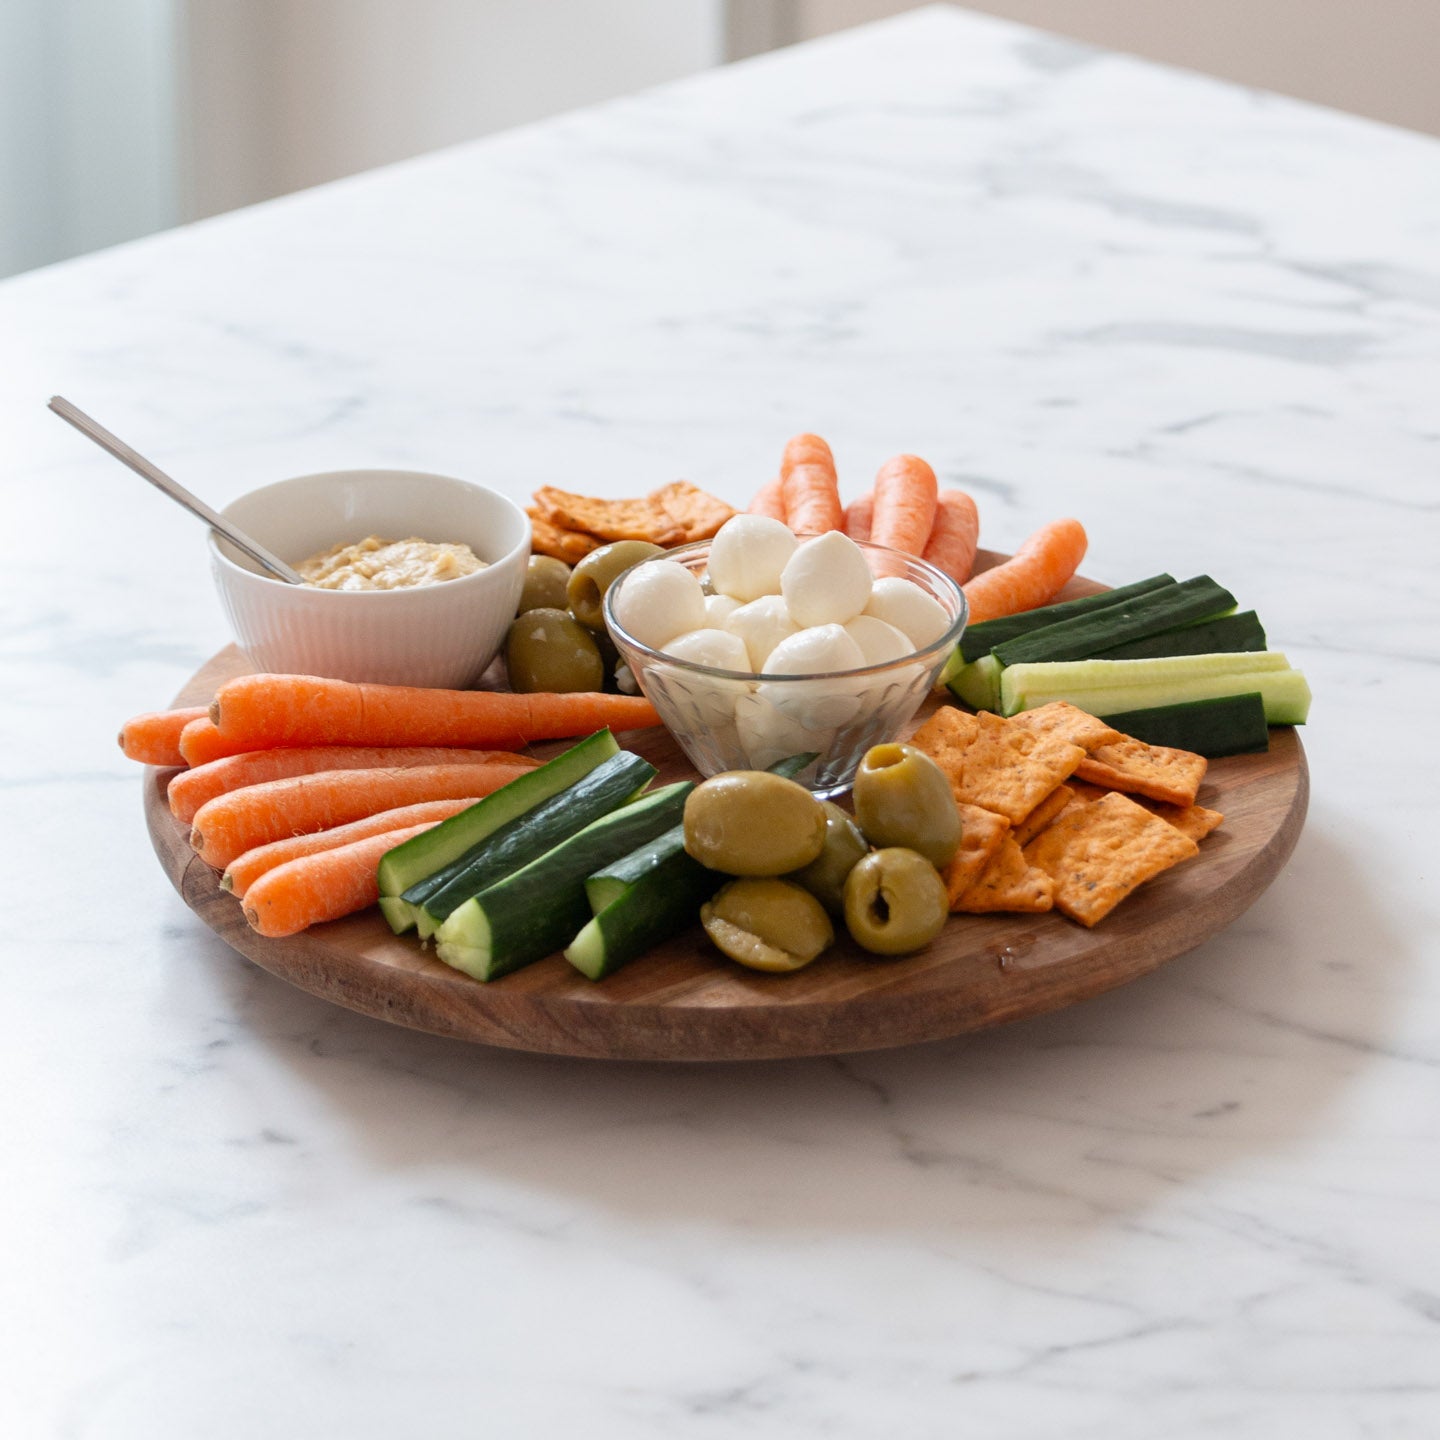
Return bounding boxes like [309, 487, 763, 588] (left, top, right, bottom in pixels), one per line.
[504, 608, 604, 694]
[790, 801, 868, 915]
[701, 878, 834, 973]
[568, 541, 665, 631]
[683, 771, 827, 876]
[517, 555, 573, 614]
[852, 742, 962, 868]
[843, 847, 949, 955]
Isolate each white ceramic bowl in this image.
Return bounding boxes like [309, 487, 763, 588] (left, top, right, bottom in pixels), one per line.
[210, 469, 530, 688]
[605, 538, 967, 798]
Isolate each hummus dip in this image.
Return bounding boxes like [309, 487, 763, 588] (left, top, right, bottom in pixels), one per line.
[297, 535, 487, 590]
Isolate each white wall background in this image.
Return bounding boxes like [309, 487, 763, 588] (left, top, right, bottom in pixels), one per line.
[4, 1, 1438, 280]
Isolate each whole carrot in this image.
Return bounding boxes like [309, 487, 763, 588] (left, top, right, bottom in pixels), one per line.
[747, 475, 787, 521]
[118, 706, 209, 767]
[169, 744, 538, 823]
[222, 797, 483, 898]
[209, 675, 661, 751]
[179, 716, 245, 766]
[843, 491, 874, 541]
[922, 489, 981, 583]
[780, 432, 843, 534]
[242, 824, 435, 937]
[190, 762, 534, 868]
[962, 518, 1088, 625]
[870, 455, 938, 556]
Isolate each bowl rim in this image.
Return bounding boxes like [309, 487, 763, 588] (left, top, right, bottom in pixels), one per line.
[208, 468, 532, 595]
[603, 534, 969, 682]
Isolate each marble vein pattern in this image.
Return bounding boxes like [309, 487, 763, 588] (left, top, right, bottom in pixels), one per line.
[1, 7, 1437, 1437]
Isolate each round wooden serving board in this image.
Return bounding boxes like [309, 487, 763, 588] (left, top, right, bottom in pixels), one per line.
[144, 557, 1308, 1060]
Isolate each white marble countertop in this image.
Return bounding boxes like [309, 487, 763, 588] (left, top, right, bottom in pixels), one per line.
[4, 7, 1438, 1435]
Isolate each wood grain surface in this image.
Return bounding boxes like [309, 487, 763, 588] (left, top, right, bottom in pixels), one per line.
[143, 556, 1309, 1060]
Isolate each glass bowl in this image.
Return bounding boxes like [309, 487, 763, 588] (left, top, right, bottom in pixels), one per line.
[603, 537, 968, 798]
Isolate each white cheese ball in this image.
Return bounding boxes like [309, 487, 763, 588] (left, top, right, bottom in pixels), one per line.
[725, 594, 798, 673]
[863, 576, 951, 650]
[703, 593, 742, 628]
[757, 624, 866, 725]
[609, 560, 707, 650]
[844, 614, 915, 666]
[707, 515, 797, 602]
[662, 626, 751, 672]
[734, 692, 834, 774]
[780, 530, 873, 628]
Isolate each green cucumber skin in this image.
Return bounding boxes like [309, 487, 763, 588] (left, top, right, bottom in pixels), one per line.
[991, 577, 1237, 669]
[958, 574, 1175, 663]
[436, 783, 694, 981]
[378, 728, 619, 909]
[1093, 610, 1266, 662]
[567, 847, 721, 981]
[415, 750, 657, 924]
[1097, 692, 1270, 757]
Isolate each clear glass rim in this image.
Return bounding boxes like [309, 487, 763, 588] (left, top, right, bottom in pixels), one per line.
[602, 535, 969, 683]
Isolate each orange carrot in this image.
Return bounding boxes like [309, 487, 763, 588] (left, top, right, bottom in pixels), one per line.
[869, 455, 938, 556]
[223, 798, 480, 899]
[962, 518, 1088, 625]
[748, 475, 787, 521]
[190, 762, 534, 868]
[118, 706, 209, 767]
[779, 433, 843, 534]
[178, 716, 247, 766]
[169, 744, 538, 823]
[242, 824, 435, 937]
[843, 491, 873, 541]
[922, 489, 981, 583]
[209, 675, 661, 752]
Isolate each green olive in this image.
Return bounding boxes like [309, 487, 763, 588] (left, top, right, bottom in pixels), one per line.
[683, 771, 827, 876]
[843, 847, 949, 955]
[567, 540, 665, 631]
[701, 878, 834, 973]
[504, 607, 604, 694]
[852, 742, 962, 868]
[517, 555, 573, 613]
[790, 801, 869, 915]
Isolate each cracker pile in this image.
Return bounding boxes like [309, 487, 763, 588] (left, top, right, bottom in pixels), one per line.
[907, 701, 1222, 927]
[528, 481, 737, 562]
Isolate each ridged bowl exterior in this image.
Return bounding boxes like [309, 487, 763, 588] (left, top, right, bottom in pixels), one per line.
[210, 470, 529, 688]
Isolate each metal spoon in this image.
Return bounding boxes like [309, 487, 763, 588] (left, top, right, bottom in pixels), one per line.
[48, 396, 305, 584]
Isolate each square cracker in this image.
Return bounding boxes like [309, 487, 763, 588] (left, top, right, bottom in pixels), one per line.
[1136, 798, 1224, 842]
[941, 803, 1011, 908]
[1008, 701, 1123, 753]
[1076, 737, 1207, 809]
[954, 836, 1055, 914]
[648, 481, 736, 543]
[949, 711, 1085, 825]
[908, 706, 981, 767]
[1024, 791, 1199, 927]
[1012, 784, 1074, 848]
[527, 509, 601, 563]
[532, 486, 687, 546]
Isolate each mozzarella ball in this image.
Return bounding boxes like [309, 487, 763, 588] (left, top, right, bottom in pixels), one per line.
[863, 576, 951, 650]
[757, 624, 866, 725]
[725, 594, 798, 672]
[707, 515, 797, 602]
[609, 560, 707, 650]
[780, 530, 873, 628]
[844, 614, 915, 666]
[704, 593, 742, 627]
[662, 626, 751, 672]
[734, 692, 834, 774]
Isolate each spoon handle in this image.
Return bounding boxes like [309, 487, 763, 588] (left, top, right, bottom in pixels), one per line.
[48, 396, 305, 585]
